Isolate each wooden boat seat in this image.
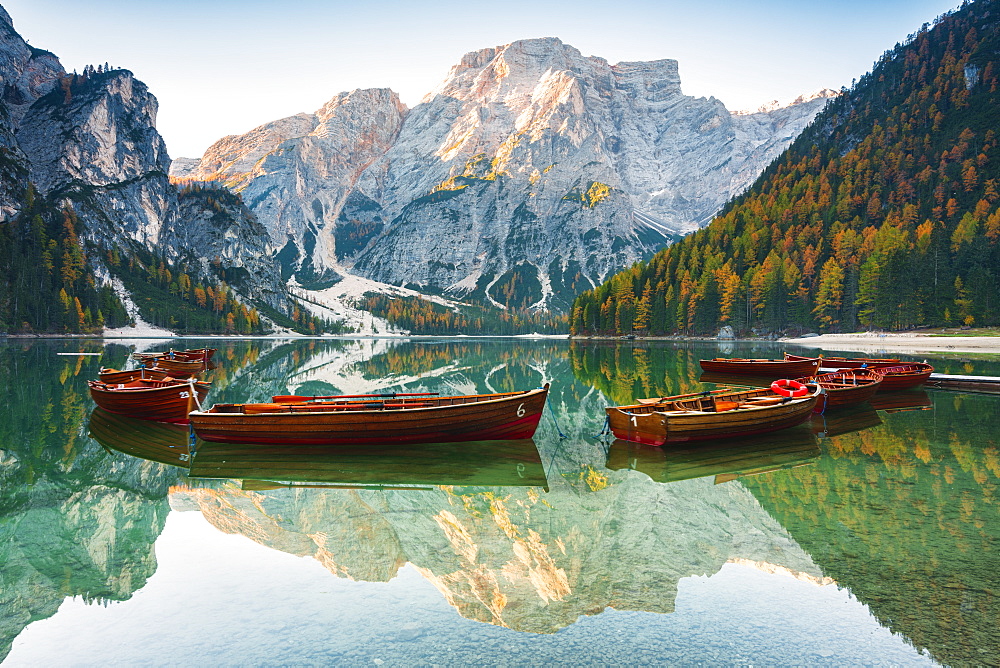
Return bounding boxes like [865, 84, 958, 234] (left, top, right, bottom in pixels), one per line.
[738, 397, 786, 408]
[243, 403, 292, 414]
[143, 379, 179, 388]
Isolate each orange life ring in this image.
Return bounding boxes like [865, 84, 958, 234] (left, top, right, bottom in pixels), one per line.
[771, 378, 808, 398]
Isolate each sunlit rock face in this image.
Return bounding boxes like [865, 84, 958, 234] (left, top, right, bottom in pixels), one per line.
[183, 38, 834, 309]
[181, 89, 408, 285]
[179, 472, 826, 633]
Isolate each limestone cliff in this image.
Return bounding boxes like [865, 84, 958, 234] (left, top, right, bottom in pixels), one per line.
[0, 4, 287, 316]
[183, 38, 835, 309]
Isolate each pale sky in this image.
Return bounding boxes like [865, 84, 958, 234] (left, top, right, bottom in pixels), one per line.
[5, 0, 960, 159]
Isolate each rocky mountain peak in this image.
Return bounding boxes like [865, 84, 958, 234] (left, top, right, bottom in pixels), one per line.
[733, 87, 840, 115]
[612, 59, 683, 100]
[183, 37, 837, 311]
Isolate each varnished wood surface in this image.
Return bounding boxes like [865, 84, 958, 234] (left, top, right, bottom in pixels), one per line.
[796, 369, 883, 408]
[190, 386, 549, 445]
[785, 353, 902, 368]
[88, 378, 210, 423]
[699, 357, 820, 377]
[606, 385, 822, 446]
[98, 367, 190, 384]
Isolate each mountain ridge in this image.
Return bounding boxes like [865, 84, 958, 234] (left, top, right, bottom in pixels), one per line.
[179, 37, 836, 312]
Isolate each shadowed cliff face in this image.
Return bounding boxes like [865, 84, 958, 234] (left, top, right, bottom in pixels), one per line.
[0, 8, 286, 311]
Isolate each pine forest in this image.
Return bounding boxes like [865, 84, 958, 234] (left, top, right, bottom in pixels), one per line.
[571, 1, 1000, 337]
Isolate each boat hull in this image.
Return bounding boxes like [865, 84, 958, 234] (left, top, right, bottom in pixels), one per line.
[796, 370, 882, 408]
[98, 367, 184, 384]
[699, 357, 820, 377]
[88, 379, 210, 424]
[871, 364, 934, 390]
[150, 358, 208, 374]
[606, 386, 821, 446]
[785, 353, 901, 369]
[190, 387, 549, 445]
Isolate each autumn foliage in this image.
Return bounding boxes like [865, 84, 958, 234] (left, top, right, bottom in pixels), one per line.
[572, 1, 1000, 336]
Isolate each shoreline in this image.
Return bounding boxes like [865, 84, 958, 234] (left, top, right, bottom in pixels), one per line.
[780, 333, 1000, 355]
[4, 331, 998, 355]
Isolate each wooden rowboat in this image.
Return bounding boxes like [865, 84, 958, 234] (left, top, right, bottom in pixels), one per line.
[868, 363, 934, 390]
[699, 357, 820, 377]
[606, 384, 823, 446]
[88, 377, 211, 424]
[189, 385, 550, 445]
[132, 347, 217, 363]
[785, 352, 902, 369]
[148, 358, 209, 374]
[98, 366, 188, 384]
[785, 353, 932, 390]
[795, 369, 883, 409]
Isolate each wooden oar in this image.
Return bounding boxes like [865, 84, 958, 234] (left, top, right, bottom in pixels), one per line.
[636, 388, 733, 405]
[271, 392, 439, 403]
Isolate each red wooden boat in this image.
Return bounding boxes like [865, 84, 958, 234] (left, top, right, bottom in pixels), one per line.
[699, 356, 820, 377]
[98, 366, 188, 384]
[868, 363, 934, 390]
[132, 347, 216, 363]
[148, 358, 209, 374]
[606, 383, 823, 446]
[795, 369, 883, 409]
[189, 385, 550, 445]
[88, 377, 211, 424]
[785, 353, 901, 369]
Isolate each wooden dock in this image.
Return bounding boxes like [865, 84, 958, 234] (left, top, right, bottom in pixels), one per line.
[926, 373, 1000, 394]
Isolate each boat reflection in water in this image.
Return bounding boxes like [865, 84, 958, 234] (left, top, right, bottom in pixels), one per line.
[188, 438, 548, 491]
[88, 408, 548, 491]
[88, 407, 190, 467]
[605, 426, 821, 485]
[811, 403, 883, 438]
[868, 389, 933, 412]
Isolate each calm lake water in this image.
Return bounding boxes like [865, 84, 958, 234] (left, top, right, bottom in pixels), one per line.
[1, 337, 998, 666]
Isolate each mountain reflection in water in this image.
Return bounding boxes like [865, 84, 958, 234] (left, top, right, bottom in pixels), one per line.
[1, 338, 997, 665]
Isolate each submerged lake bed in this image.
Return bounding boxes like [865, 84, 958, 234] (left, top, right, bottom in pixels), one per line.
[1, 337, 997, 665]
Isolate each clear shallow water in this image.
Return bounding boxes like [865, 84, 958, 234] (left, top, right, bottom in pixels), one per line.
[1, 337, 997, 666]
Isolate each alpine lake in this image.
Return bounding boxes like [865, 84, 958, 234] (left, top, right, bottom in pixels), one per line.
[1, 336, 998, 666]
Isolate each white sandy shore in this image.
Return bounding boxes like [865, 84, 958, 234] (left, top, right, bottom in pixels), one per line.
[783, 332, 1000, 355]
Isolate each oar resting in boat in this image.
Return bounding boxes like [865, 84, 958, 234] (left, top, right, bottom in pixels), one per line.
[636, 388, 735, 405]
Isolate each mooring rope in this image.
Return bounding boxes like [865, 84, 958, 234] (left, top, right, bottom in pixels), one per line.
[547, 399, 567, 439]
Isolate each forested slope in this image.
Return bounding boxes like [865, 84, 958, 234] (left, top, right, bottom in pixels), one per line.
[572, 0, 1000, 336]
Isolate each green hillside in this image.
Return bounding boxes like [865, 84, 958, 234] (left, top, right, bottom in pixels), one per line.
[571, 0, 1000, 336]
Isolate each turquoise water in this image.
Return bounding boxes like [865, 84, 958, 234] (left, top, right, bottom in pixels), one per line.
[1, 337, 997, 666]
